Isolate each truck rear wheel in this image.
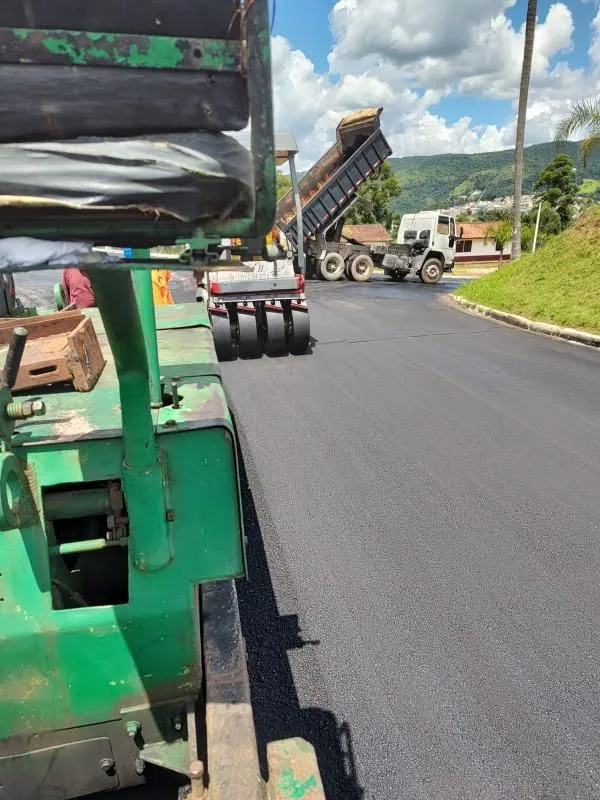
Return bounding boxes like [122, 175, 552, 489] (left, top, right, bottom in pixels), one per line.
[319, 252, 345, 281]
[348, 254, 374, 282]
[420, 258, 444, 285]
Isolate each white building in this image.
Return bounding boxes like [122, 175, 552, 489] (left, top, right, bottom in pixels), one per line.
[456, 222, 511, 265]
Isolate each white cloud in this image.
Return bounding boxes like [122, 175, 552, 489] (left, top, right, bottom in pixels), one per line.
[270, 1, 600, 166]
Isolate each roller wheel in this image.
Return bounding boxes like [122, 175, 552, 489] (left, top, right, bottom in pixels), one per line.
[237, 309, 263, 359]
[420, 258, 444, 285]
[263, 307, 288, 356]
[319, 253, 345, 281]
[211, 309, 237, 361]
[348, 254, 374, 282]
[286, 307, 310, 355]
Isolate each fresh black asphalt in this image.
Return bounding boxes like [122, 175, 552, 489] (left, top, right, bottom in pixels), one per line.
[224, 277, 600, 800]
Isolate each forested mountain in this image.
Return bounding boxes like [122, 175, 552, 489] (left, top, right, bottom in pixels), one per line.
[388, 141, 600, 217]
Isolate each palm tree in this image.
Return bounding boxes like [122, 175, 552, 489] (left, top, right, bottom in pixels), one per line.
[511, 0, 538, 261]
[555, 98, 600, 165]
[485, 220, 513, 266]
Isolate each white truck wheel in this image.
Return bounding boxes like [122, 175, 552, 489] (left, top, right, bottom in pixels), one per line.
[319, 253, 345, 281]
[420, 258, 444, 285]
[348, 254, 374, 282]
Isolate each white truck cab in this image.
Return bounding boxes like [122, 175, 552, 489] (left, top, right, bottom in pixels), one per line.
[392, 210, 460, 284]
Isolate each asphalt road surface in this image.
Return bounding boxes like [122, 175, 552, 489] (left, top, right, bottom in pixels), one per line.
[19, 273, 600, 798]
[224, 277, 600, 800]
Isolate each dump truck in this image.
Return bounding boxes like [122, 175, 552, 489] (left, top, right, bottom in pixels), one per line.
[277, 108, 393, 282]
[0, 3, 326, 799]
[275, 109, 459, 285]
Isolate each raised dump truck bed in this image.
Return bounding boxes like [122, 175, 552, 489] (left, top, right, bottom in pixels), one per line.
[277, 108, 392, 249]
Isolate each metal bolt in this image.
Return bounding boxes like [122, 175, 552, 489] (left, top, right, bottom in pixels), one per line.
[99, 758, 115, 773]
[135, 758, 145, 776]
[172, 715, 183, 732]
[166, 509, 175, 522]
[126, 720, 140, 738]
[163, 419, 177, 428]
[5, 400, 46, 421]
[31, 401, 45, 416]
[171, 378, 181, 409]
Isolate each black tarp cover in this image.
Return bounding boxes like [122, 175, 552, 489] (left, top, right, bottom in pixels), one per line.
[0, 134, 254, 223]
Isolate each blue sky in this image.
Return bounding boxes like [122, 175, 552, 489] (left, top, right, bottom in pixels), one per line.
[269, 1, 600, 161]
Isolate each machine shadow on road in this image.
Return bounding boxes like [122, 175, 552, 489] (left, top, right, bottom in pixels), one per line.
[233, 420, 363, 800]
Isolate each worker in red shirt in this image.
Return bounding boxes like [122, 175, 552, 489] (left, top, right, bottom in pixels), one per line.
[62, 268, 95, 309]
[62, 267, 174, 308]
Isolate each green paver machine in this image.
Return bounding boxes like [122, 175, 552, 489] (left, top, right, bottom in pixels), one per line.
[0, 2, 325, 798]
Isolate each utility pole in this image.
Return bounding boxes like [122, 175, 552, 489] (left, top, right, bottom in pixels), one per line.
[532, 200, 542, 253]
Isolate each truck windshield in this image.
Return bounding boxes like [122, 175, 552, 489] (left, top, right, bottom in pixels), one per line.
[437, 216, 450, 235]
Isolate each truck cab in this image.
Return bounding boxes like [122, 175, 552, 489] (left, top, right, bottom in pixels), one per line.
[396, 210, 459, 284]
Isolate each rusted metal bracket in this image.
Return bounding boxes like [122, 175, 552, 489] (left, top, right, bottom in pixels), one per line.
[201, 580, 264, 800]
[201, 581, 327, 800]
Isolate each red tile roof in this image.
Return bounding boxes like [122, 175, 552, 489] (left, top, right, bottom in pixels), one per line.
[342, 223, 391, 244]
[460, 222, 492, 240]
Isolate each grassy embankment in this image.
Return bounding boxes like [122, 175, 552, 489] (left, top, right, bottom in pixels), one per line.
[454, 207, 600, 334]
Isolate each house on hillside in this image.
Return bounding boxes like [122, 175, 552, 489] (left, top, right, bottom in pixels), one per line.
[342, 223, 391, 246]
[456, 222, 511, 264]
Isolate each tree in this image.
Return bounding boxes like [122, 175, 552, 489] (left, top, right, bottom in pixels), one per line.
[276, 172, 292, 201]
[525, 203, 561, 236]
[555, 98, 600, 165]
[520, 223, 536, 252]
[345, 162, 401, 229]
[485, 219, 513, 264]
[534, 154, 577, 229]
[511, 0, 538, 261]
[475, 208, 512, 223]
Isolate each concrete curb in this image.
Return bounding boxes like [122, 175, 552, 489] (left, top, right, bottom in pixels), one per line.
[449, 294, 600, 349]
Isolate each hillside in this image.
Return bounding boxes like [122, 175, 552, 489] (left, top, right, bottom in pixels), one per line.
[454, 207, 600, 334]
[388, 141, 600, 217]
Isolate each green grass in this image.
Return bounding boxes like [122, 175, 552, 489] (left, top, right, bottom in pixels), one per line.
[455, 207, 600, 333]
[578, 178, 600, 196]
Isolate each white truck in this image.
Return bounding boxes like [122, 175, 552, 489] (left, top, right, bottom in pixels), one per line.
[373, 210, 462, 285]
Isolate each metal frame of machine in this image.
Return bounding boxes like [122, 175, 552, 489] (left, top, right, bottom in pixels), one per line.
[0, 3, 325, 798]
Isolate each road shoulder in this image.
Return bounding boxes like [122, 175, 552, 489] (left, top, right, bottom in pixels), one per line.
[448, 293, 600, 349]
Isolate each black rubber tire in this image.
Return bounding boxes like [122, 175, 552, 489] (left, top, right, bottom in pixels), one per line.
[319, 252, 345, 281]
[420, 258, 444, 285]
[348, 254, 374, 282]
[237, 309, 263, 359]
[286, 307, 310, 355]
[210, 309, 237, 361]
[263, 307, 288, 356]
